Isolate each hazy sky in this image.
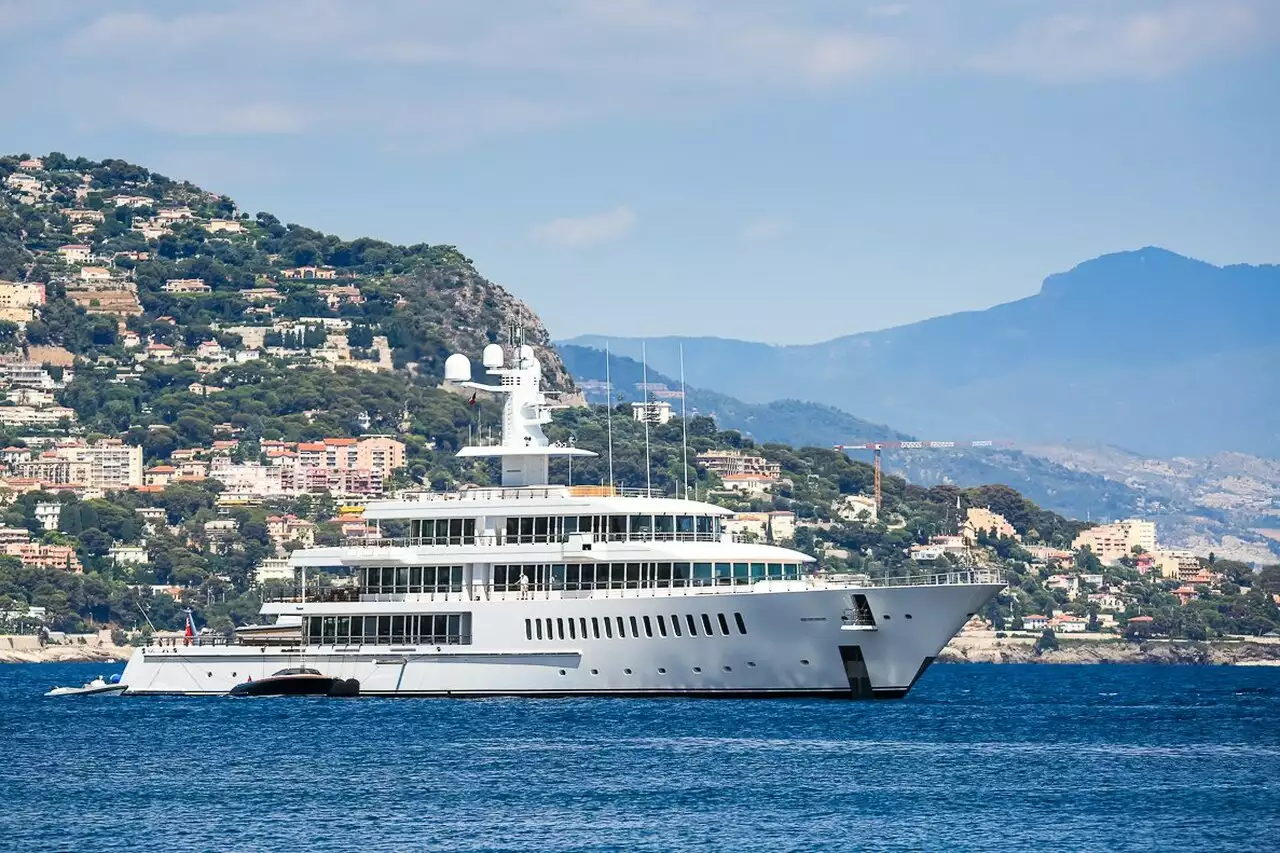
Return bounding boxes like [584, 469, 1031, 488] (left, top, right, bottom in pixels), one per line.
[2, 1, 1277, 343]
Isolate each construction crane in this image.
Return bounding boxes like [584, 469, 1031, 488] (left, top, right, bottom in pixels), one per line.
[832, 440, 1008, 510]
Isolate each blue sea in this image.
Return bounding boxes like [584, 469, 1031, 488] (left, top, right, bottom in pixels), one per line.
[1, 663, 1278, 852]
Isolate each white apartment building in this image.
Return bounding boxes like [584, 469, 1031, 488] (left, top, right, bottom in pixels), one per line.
[52, 440, 144, 490]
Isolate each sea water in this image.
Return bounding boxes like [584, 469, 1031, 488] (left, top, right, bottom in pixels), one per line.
[1, 662, 1277, 852]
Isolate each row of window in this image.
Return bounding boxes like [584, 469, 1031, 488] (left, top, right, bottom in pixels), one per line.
[303, 613, 472, 646]
[359, 566, 464, 595]
[525, 611, 748, 642]
[501, 514, 721, 544]
[493, 562, 805, 592]
[400, 514, 723, 546]
[405, 518, 477, 545]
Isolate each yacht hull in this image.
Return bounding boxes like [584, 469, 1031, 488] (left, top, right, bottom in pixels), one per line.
[121, 582, 1001, 698]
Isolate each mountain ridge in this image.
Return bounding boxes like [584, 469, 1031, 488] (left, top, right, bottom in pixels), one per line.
[563, 247, 1280, 457]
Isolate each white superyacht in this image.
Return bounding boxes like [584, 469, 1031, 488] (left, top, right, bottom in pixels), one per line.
[120, 340, 1003, 698]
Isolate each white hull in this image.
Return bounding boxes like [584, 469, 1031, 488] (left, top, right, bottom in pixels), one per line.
[121, 582, 1001, 699]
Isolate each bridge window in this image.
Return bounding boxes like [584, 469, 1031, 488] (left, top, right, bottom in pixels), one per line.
[616, 616, 627, 638]
[656, 615, 668, 637]
[630, 616, 640, 637]
[701, 613, 715, 635]
[734, 612, 748, 634]
[306, 613, 470, 645]
[717, 613, 730, 635]
[686, 614, 698, 636]
[642, 615, 653, 638]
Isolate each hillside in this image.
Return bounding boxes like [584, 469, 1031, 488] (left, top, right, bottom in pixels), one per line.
[0, 150, 1274, 647]
[563, 248, 1280, 458]
[560, 343, 1280, 563]
[0, 152, 572, 389]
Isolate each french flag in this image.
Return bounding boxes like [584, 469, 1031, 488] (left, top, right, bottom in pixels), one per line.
[184, 610, 198, 646]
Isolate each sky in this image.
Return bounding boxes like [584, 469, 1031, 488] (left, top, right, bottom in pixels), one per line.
[1, 0, 1277, 344]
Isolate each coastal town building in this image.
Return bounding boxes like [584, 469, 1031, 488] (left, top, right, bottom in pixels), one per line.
[834, 494, 878, 524]
[3, 542, 82, 572]
[963, 507, 1020, 544]
[696, 449, 782, 481]
[162, 278, 211, 294]
[1072, 519, 1157, 563]
[631, 401, 675, 425]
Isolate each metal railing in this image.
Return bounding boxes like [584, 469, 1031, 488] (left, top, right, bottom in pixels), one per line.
[387, 484, 672, 503]
[344, 530, 739, 548]
[817, 568, 1006, 588]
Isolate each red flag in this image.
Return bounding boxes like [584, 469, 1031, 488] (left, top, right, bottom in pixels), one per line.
[183, 610, 195, 646]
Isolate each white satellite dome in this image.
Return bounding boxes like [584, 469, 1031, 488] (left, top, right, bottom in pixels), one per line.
[443, 353, 472, 382]
[482, 343, 504, 369]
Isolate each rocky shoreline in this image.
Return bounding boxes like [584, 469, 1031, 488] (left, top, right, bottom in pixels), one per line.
[5, 638, 1280, 666]
[941, 635, 1280, 666]
[0, 641, 132, 665]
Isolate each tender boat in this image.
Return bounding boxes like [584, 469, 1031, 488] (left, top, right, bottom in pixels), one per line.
[45, 674, 127, 697]
[228, 667, 360, 697]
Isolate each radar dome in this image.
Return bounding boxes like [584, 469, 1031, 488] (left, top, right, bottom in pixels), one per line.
[482, 344, 504, 369]
[443, 353, 472, 382]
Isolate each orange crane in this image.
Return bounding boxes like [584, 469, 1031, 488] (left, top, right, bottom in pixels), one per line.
[832, 440, 1009, 510]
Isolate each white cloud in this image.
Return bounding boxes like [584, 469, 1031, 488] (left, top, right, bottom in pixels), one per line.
[1, 0, 1275, 145]
[972, 1, 1274, 81]
[742, 217, 792, 241]
[532, 206, 636, 247]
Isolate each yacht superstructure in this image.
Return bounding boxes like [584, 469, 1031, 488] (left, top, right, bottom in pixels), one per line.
[120, 339, 1003, 698]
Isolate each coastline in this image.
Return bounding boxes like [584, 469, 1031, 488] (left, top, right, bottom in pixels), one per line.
[1, 636, 132, 664]
[4, 636, 1280, 666]
[941, 633, 1280, 666]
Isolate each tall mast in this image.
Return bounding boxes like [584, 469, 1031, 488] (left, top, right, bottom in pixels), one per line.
[605, 341, 614, 488]
[642, 341, 652, 493]
[680, 343, 689, 500]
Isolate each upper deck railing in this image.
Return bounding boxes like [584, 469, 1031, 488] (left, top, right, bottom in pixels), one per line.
[262, 567, 1005, 605]
[344, 530, 741, 548]
[391, 484, 668, 503]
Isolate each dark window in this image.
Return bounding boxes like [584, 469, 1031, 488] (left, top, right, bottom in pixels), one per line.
[717, 613, 730, 635]
[556, 618, 565, 640]
[642, 615, 653, 638]
[545, 618, 554, 640]
[686, 614, 698, 636]
[591, 617, 600, 639]
[701, 613, 714, 636]
[656, 615, 668, 637]
[603, 618, 613, 639]
[630, 616, 640, 637]
[616, 616, 626, 638]
[580, 617, 589, 639]
[535, 620, 543, 640]
[671, 614, 682, 637]
[568, 619, 576, 640]
[525, 619, 532, 641]
[734, 612, 747, 634]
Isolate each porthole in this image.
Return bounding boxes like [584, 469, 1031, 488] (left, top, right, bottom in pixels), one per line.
[692, 666, 702, 673]
[800, 659, 810, 666]
[559, 669, 566, 676]
[231, 672, 237, 678]
[207, 672, 213, 677]
[723, 665, 732, 672]
[624, 668, 633, 675]
[590, 668, 599, 675]
[905, 614, 913, 619]
[883, 615, 892, 620]
[747, 661, 756, 667]
[658, 668, 667, 674]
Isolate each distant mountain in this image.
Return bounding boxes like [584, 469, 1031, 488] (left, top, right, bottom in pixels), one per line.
[557, 343, 905, 448]
[563, 248, 1280, 458]
[559, 343, 1280, 563]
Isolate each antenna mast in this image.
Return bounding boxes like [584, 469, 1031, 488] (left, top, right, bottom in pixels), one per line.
[680, 343, 689, 500]
[605, 342, 615, 488]
[642, 341, 652, 494]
